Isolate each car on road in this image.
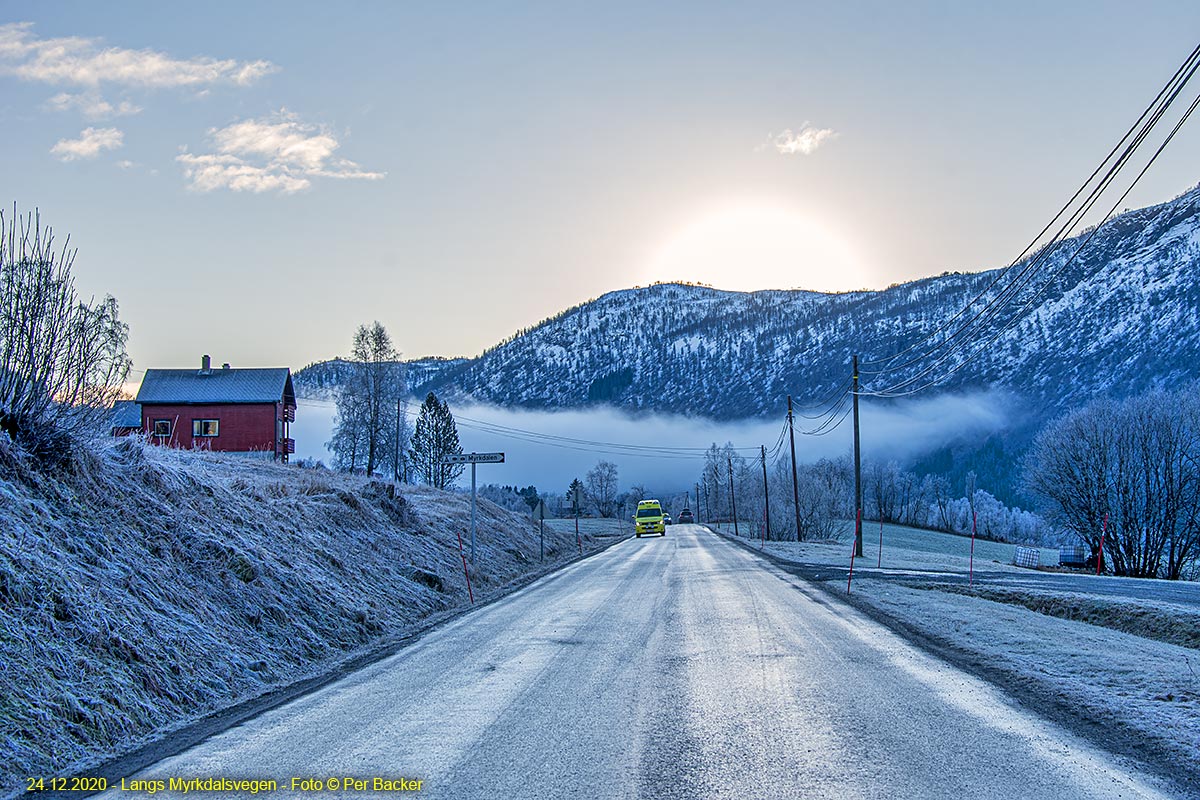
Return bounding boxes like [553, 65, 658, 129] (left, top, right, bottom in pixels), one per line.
[677, 509, 694, 524]
[663, 514, 672, 525]
[634, 499, 667, 537]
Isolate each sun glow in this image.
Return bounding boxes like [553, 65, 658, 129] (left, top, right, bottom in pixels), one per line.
[645, 203, 873, 293]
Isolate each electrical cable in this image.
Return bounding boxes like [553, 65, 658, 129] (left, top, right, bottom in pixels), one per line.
[860, 41, 1200, 372]
[859, 86, 1200, 399]
[858, 45, 1200, 395]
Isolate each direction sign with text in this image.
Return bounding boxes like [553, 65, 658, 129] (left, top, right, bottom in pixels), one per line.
[443, 452, 505, 464]
[442, 452, 506, 561]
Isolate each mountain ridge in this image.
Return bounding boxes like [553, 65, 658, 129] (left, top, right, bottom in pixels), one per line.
[296, 182, 1200, 422]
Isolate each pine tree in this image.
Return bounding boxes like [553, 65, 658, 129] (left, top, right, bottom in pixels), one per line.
[566, 478, 585, 515]
[409, 392, 464, 489]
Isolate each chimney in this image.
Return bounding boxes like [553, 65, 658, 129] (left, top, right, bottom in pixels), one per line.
[222, 363, 230, 370]
[200, 354, 211, 373]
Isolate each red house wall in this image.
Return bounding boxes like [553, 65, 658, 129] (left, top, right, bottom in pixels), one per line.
[142, 403, 279, 454]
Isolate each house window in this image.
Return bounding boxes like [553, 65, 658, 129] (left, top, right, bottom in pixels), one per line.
[153, 419, 172, 437]
[192, 419, 220, 437]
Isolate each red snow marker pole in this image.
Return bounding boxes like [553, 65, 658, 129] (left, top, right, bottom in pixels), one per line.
[456, 528, 474, 604]
[877, 517, 884, 569]
[575, 514, 582, 555]
[848, 508, 861, 593]
[1097, 513, 1108, 575]
[969, 511, 977, 586]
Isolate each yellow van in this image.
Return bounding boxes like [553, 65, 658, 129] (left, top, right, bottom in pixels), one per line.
[635, 499, 666, 537]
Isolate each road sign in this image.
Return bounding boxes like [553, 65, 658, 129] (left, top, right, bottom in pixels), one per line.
[535, 499, 546, 520]
[443, 452, 506, 561]
[443, 452, 505, 464]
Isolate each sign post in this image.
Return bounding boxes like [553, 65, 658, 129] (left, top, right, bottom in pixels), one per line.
[536, 499, 546, 561]
[442, 452, 505, 561]
[573, 484, 583, 555]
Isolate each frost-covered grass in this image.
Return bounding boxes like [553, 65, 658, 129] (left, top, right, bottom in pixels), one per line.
[0, 437, 605, 797]
[714, 519, 1061, 571]
[938, 585, 1200, 650]
[726, 523, 1200, 776]
[852, 581, 1200, 772]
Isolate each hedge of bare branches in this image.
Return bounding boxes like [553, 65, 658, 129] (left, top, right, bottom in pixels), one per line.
[0, 207, 130, 460]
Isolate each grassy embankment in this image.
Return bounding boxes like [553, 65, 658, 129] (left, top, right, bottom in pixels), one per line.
[0, 436, 614, 795]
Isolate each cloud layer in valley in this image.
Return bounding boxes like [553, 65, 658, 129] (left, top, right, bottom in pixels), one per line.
[292, 390, 1012, 494]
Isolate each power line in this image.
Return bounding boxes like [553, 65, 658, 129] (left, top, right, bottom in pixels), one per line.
[861, 85, 1200, 399]
[860, 40, 1200, 374]
[453, 412, 762, 453]
[859, 41, 1200, 397]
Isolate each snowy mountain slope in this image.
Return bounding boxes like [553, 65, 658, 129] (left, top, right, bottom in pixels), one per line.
[296, 183, 1200, 421]
[294, 356, 467, 399]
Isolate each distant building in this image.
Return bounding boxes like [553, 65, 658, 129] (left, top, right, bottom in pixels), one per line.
[110, 400, 142, 437]
[135, 355, 297, 462]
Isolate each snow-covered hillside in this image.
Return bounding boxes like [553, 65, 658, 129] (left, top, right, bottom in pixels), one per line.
[297, 183, 1200, 421]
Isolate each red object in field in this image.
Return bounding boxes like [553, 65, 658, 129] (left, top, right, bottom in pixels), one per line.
[969, 511, 977, 586]
[457, 528, 474, 604]
[848, 508, 861, 593]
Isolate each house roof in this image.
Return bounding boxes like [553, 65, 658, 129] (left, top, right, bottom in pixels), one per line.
[110, 399, 142, 429]
[136, 368, 295, 406]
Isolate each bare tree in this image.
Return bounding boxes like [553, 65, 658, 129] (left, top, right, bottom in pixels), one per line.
[586, 460, 619, 518]
[921, 474, 953, 531]
[0, 207, 130, 459]
[1027, 390, 1200, 579]
[328, 322, 405, 476]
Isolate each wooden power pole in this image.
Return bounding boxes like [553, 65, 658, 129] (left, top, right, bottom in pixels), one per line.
[760, 444, 771, 541]
[852, 355, 864, 558]
[728, 456, 739, 537]
[787, 395, 802, 542]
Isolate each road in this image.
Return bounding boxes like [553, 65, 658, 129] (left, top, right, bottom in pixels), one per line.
[99, 525, 1179, 800]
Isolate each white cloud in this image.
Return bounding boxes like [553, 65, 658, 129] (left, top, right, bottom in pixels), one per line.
[177, 110, 385, 194]
[0, 21, 276, 88]
[45, 91, 141, 119]
[769, 123, 838, 156]
[50, 126, 123, 161]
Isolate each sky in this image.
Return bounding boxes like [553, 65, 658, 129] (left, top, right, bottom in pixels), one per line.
[3, 1, 1200, 377]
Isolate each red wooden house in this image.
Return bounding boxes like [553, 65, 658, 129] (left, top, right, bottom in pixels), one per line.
[135, 355, 297, 462]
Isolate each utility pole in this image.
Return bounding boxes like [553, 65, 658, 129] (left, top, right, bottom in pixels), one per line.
[787, 395, 802, 542]
[702, 481, 710, 524]
[694, 483, 700, 520]
[760, 444, 771, 541]
[394, 398, 402, 482]
[852, 355, 864, 558]
[728, 456, 740, 537]
[712, 464, 722, 524]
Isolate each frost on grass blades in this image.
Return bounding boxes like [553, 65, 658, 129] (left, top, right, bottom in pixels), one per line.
[291, 391, 1012, 491]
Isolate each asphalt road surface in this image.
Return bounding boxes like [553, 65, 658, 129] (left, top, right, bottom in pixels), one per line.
[98, 525, 1180, 800]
